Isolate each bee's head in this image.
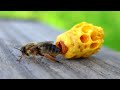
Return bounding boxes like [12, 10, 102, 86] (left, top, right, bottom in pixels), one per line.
[20, 47, 25, 53]
[20, 46, 29, 56]
[14, 46, 29, 56]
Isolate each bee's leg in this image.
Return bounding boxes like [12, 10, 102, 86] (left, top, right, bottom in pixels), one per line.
[32, 51, 38, 63]
[40, 56, 44, 60]
[43, 54, 59, 63]
[24, 55, 28, 59]
[18, 54, 28, 62]
[39, 53, 44, 60]
[33, 55, 37, 63]
[17, 55, 23, 62]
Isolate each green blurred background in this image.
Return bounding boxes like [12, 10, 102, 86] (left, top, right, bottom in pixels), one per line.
[0, 11, 119, 52]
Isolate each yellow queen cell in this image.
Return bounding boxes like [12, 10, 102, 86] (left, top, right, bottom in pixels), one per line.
[56, 22, 104, 59]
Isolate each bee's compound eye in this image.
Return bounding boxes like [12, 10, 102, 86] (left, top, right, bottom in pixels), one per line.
[21, 47, 25, 52]
[26, 53, 29, 56]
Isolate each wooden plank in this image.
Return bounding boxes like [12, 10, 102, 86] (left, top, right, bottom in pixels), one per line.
[0, 21, 84, 79]
[0, 20, 120, 79]
[8, 21, 105, 79]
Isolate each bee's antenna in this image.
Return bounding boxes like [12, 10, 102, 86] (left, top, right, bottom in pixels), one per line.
[14, 47, 21, 51]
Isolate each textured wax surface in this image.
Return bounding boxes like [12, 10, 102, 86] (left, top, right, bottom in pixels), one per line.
[56, 22, 104, 59]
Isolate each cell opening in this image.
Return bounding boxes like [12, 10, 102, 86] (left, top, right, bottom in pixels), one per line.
[90, 43, 98, 48]
[75, 23, 83, 28]
[91, 30, 103, 41]
[91, 31, 98, 41]
[56, 41, 68, 54]
[84, 45, 88, 49]
[81, 25, 92, 33]
[76, 25, 81, 28]
[80, 34, 89, 43]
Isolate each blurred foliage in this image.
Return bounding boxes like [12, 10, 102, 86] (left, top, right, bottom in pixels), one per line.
[0, 11, 119, 52]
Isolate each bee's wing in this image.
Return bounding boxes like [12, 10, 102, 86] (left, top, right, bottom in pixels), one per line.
[37, 41, 54, 45]
[44, 41, 54, 44]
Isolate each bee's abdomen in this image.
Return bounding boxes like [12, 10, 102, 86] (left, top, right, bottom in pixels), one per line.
[45, 44, 61, 55]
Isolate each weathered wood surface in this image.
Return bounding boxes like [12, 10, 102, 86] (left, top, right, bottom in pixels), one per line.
[0, 20, 120, 79]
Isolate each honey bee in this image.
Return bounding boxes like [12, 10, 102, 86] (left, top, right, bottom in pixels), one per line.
[15, 41, 62, 63]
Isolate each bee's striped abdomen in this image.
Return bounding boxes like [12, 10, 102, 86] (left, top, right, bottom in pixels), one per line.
[43, 44, 61, 56]
[51, 44, 61, 53]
